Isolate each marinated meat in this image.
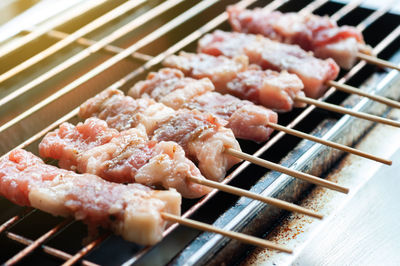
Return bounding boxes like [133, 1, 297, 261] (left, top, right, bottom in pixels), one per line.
[164, 52, 305, 112]
[152, 109, 241, 180]
[129, 68, 278, 142]
[183, 92, 277, 142]
[130, 68, 214, 110]
[0, 149, 181, 245]
[79, 88, 175, 134]
[163, 52, 249, 94]
[39, 118, 211, 198]
[79, 88, 242, 181]
[227, 6, 371, 69]
[198, 30, 340, 99]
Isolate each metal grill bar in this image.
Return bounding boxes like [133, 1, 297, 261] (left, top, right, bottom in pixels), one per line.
[374, 24, 400, 54]
[124, 1, 387, 263]
[356, 0, 398, 31]
[0, 208, 34, 234]
[108, 0, 264, 95]
[0, 0, 282, 264]
[248, 4, 400, 192]
[0, 0, 183, 111]
[5, 218, 73, 265]
[62, 233, 110, 266]
[14, 107, 80, 151]
[41, 29, 154, 61]
[165, 0, 381, 231]
[252, 0, 398, 157]
[331, 0, 363, 21]
[0, 0, 238, 261]
[0, 0, 107, 58]
[6, 232, 99, 266]
[0, 0, 399, 264]
[299, 0, 329, 15]
[0, 0, 145, 83]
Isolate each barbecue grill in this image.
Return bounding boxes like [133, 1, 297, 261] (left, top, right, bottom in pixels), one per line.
[0, 0, 399, 265]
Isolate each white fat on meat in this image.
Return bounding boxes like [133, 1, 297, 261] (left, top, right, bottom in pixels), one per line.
[40, 118, 211, 198]
[198, 30, 340, 99]
[130, 68, 214, 110]
[1, 149, 181, 246]
[163, 52, 249, 94]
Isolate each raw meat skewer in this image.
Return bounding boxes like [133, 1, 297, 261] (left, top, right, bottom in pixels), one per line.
[79, 88, 241, 181]
[198, 30, 400, 127]
[0, 149, 293, 252]
[40, 117, 322, 218]
[0, 149, 181, 246]
[129, 67, 391, 165]
[39, 117, 212, 199]
[80, 88, 349, 193]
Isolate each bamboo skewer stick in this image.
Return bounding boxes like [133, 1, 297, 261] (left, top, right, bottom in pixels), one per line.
[295, 95, 400, 128]
[161, 212, 292, 253]
[266, 122, 391, 165]
[357, 52, 400, 71]
[188, 176, 323, 219]
[327, 80, 400, 109]
[42, 29, 154, 61]
[225, 148, 349, 194]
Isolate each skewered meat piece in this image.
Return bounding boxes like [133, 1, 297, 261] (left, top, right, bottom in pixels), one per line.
[163, 52, 305, 112]
[39, 118, 211, 198]
[0, 149, 181, 245]
[129, 67, 214, 110]
[164, 52, 249, 94]
[198, 30, 340, 99]
[151, 109, 241, 180]
[183, 92, 277, 142]
[79, 88, 242, 181]
[227, 6, 372, 69]
[129, 68, 278, 142]
[78, 87, 175, 133]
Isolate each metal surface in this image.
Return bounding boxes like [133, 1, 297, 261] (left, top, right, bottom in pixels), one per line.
[243, 91, 400, 266]
[0, 0, 107, 57]
[0, 0, 399, 265]
[291, 148, 400, 266]
[0, 0, 88, 43]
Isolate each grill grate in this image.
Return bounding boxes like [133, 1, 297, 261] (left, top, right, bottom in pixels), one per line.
[0, 0, 399, 265]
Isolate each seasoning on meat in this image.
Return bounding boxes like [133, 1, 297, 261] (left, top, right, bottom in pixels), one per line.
[39, 118, 211, 198]
[79, 88, 242, 181]
[129, 68, 278, 142]
[198, 30, 340, 99]
[227, 6, 372, 69]
[130, 67, 214, 110]
[79, 88, 174, 134]
[163, 52, 305, 112]
[0, 149, 181, 245]
[163, 52, 249, 94]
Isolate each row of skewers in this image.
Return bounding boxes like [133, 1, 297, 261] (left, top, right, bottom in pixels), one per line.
[1, 2, 400, 261]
